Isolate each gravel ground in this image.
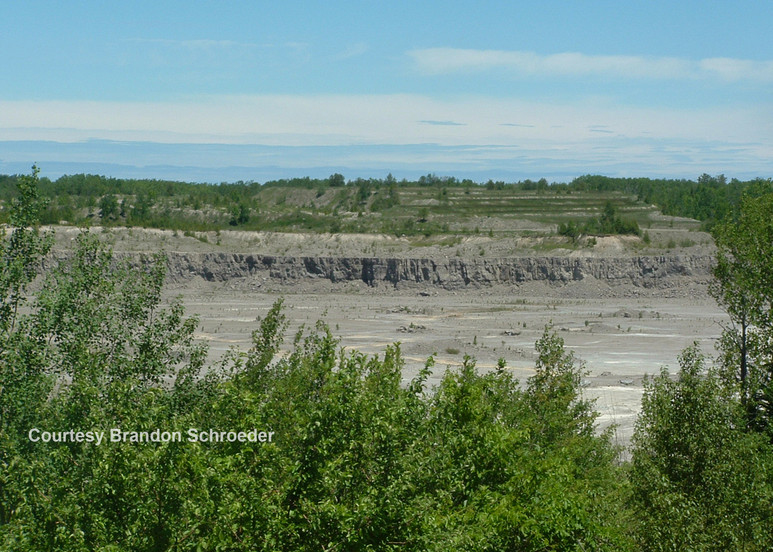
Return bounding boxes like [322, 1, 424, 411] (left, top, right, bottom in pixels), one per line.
[167, 279, 725, 452]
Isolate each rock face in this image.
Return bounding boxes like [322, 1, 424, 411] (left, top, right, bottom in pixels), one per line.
[157, 252, 714, 290]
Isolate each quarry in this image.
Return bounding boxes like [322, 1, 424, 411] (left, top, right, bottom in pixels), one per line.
[46, 224, 725, 449]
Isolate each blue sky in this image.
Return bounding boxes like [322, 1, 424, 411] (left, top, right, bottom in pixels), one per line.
[2, 1, 772, 182]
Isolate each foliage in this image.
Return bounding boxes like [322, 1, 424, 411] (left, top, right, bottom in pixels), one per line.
[559, 201, 641, 239]
[0, 166, 54, 439]
[3, 169, 768, 238]
[0, 167, 52, 334]
[1, 169, 632, 549]
[328, 173, 346, 187]
[2, 284, 632, 551]
[527, 327, 597, 440]
[98, 194, 119, 221]
[630, 189, 773, 550]
[7, 166, 773, 550]
[630, 346, 773, 551]
[710, 191, 773, 435]
[557, 220, 581, 240]
[570, 174, 772, 230]
[228, 201, 250, 226]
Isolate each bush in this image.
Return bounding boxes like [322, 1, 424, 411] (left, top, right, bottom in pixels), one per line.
[559, 202, 641, 239]
[558, 220, 580, 240]
[630, 345, 773, 551]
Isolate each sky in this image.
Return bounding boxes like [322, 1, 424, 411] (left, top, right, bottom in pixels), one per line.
[2, 1, 772, 183]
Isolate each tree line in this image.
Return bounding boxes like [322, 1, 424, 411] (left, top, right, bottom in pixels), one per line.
[1, 171, 770, 233]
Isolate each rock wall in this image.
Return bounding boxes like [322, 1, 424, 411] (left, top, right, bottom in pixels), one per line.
[157, 252, 714, 290]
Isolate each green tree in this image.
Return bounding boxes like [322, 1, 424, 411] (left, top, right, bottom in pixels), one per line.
[129, 191, 154, 223]
[630, 345, 773, 551]
[0, 166, 53, 438]
[558, 220, 580, 240]
[1, 232, 211, 551]
[711, 192, 773, 434]
[593, 201, 641, 236]
[600, 201, 616, 230]
[526, 326, 597, 441]
[1, 166, 632, 550]
[328, 173, 345, 187]
[98, 193, 119, 221]
[356, 180, 370, 205]
[229, 201, 250, 226]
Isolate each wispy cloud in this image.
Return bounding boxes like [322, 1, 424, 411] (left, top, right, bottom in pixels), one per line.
[1, 95, 770, 146]
[419, 120, 466, 126]
[697, 57, 773, 81]
[1, 94, 771, 179]
[409, 48, 773, 82]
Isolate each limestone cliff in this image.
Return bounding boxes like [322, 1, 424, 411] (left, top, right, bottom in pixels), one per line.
[156, 252, 714, 289]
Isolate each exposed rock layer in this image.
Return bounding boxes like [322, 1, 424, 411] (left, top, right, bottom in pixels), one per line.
[147, 252, 715, 289]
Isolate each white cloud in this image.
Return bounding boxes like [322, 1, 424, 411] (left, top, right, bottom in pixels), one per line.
[1, 94, 771, 180]
[1, 94, 770, 147]
[409, 48, 773, 82]
[699, 57, 773, 81]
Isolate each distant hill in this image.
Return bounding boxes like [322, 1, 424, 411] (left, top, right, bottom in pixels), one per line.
[1, 172, 770, 244]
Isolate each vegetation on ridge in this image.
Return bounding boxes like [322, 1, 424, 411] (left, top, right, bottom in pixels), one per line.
[1, 170, 770, 241]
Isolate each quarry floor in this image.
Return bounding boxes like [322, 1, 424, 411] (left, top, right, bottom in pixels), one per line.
[167, 278, 726, 451]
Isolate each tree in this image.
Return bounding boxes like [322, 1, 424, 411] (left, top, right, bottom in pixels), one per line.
[627, 190, 773, 550]
[328, 173, 345, 187]
[229, 201, 250, 226]
[0, 166, 53, 438]
[1, 233, 210, 551]
[630, 345, 773, 551]
[356, 180, 370, 205]
[557, 220, 580, 240]
[711, 192, 773, 434]
[129, 191, 154, 224]
[99, 193, 119, 221]
[1, 167, 51, 338]
[1, 167, 633, 549]
[559, 201, 641, 239]
[526, 326, 597, 442]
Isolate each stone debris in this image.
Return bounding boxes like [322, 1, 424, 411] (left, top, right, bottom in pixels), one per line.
[397, 324, 427, 333]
